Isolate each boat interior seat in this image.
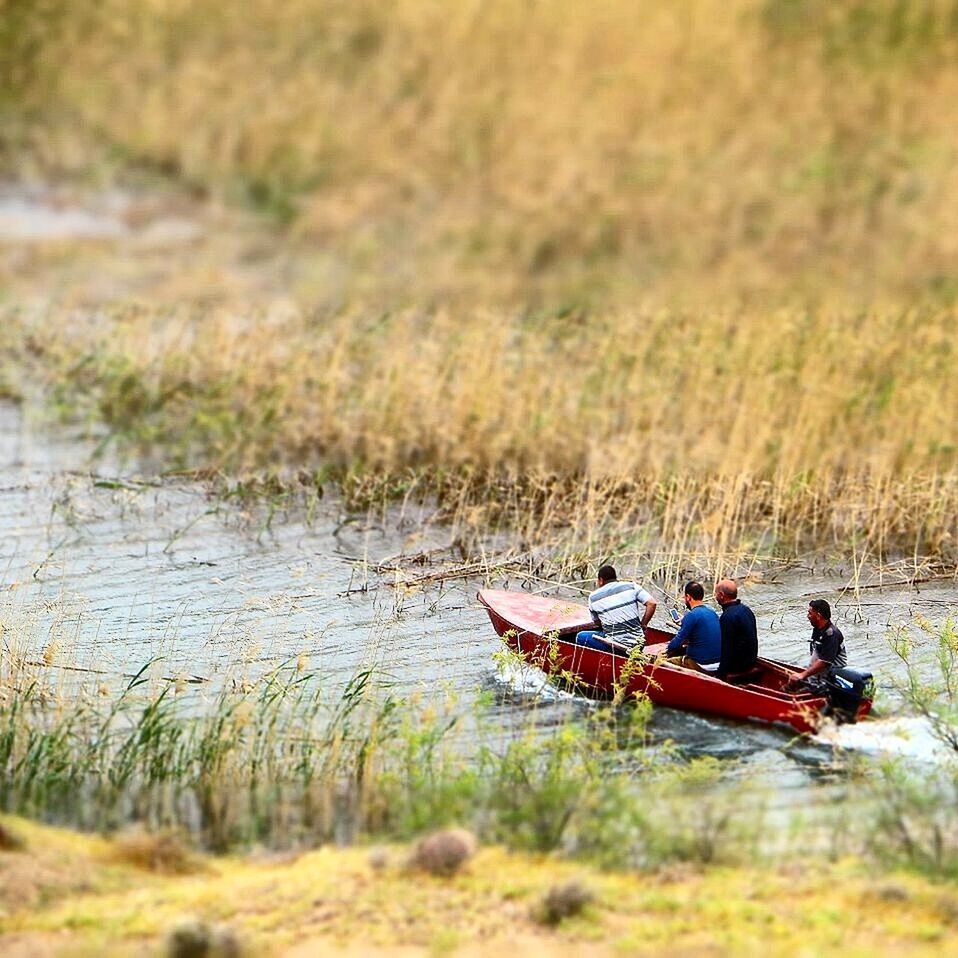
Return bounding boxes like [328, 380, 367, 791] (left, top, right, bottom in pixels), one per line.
[723, 665, 764, 685]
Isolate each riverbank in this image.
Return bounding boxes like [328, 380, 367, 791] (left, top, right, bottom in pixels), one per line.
[2, 814, 957, 956]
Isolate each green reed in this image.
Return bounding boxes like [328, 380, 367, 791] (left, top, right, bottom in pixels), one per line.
[0, 646, 763, 865]
[5, 619, 958, 877]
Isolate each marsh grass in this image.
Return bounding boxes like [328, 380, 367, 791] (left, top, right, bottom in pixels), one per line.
[8, 1, 958, 308]
[8, 310, 958, 572]
[836, 617, 958, 878]
[0, 642, 398, 850]
[0, 623, 770, 869]
[3, 2, 958, 563]
[863, 761, 958, 879]
[3, 302, 955, 566]
[889, 616, 958, 751]
[6, 612, 958, 877]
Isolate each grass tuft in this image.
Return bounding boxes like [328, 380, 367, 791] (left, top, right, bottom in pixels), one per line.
[536, 879, 595, 926]
[0, 819, 26, 852]
[407, 828, 477, 877]
[164, 916, 242, 958]
[109, 828, 205, 875]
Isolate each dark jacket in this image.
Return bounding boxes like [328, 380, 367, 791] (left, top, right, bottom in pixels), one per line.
[810, 622, 847, 672]
[717, 600, 758, 678]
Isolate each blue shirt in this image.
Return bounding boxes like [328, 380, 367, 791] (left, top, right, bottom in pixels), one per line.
[667, 605, 721, 664]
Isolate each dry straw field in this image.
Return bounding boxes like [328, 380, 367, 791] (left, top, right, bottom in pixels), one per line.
[2, 0, 957, 557]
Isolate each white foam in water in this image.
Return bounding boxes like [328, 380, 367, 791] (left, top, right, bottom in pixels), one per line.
[495, 657, 574, 701]
[816, 715, 951, 764]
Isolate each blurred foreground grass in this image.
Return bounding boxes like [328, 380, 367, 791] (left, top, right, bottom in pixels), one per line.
[3, 814, 958, 956]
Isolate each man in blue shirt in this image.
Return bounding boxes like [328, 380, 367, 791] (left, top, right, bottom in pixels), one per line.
[666, 581, 721, 672]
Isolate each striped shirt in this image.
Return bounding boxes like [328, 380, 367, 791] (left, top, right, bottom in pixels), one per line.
[588, 580, 653, 647]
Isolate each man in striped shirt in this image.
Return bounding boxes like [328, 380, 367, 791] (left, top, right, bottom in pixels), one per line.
[574, 564, 657, 654]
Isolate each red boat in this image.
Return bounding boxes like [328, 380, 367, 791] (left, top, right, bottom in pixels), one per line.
[478, 589, 872, 734]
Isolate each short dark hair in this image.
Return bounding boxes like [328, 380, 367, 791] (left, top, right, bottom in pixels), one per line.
[684, 581, 705, 601]
[809, 598, 831, 620]
[597, 564, 617, 582]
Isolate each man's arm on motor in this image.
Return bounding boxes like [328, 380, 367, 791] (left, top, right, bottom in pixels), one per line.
[790, 658, 829, 684]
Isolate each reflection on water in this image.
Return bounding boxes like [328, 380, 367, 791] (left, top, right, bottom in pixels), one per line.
[2, 400, 956, 808]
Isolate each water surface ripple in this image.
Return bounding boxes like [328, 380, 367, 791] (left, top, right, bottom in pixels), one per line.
[1, 402, 955, 778]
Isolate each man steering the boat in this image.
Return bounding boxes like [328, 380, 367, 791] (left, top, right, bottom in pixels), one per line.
[786, 599, 848, 689]
[574, 564, 656, 655]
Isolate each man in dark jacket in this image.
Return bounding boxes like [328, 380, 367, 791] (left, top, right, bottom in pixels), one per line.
[714, 578, 758, 679]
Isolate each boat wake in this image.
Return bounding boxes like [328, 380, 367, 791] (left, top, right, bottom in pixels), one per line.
[494, 657, 577, 702]
[815, 715, 952, 764]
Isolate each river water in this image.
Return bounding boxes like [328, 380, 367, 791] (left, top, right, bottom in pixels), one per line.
[2, 186, 956, 806]
[2, 400, 955, 783]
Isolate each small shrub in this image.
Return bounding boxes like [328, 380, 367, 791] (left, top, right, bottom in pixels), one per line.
[165, 917, 241, 958]
[111, 828, 204, 875]
[871, 882, 910, 903]
[407, 828, 477, 877]
[536, 879, 594, 926]
[166, 918, 212, 958]
[0, 820, 25, 851]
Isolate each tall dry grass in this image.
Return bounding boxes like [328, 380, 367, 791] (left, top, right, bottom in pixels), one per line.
[3, 302, 955, 559]
[2, 1, 957, 558]
[6, 0, 958, 307]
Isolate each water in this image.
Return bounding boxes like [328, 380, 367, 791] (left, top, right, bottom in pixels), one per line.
[3, 400, 955, 779]
[0, 403, 496, 697]
[2, 182, 956, 801]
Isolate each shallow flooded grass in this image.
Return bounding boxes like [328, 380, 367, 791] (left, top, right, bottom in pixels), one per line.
[3, 303, 956, 567]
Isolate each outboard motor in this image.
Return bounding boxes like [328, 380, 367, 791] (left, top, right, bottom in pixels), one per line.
[824, 668, 874, 723]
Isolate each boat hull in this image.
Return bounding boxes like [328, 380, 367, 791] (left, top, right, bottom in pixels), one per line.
[478, 589, 871, 734]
